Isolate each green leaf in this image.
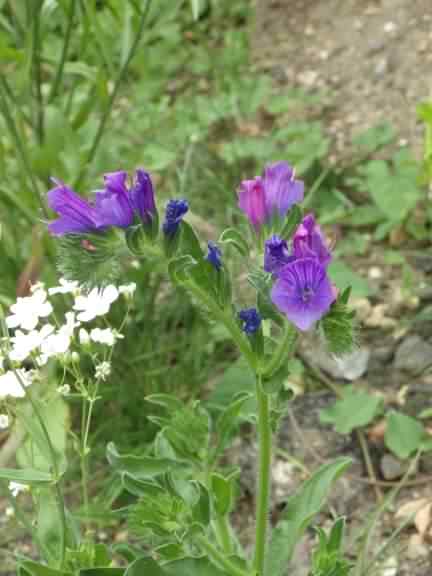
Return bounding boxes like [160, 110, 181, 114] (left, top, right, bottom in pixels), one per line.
[180, 221, 204, 260]
[79, 570, 124, 576]
[214, 392, 253, 456]
[207, 358, 256, 411]
[125, 558, 164, 576]
[191, 482, 210, 526]
[18, 561, 72, 576]
[218, 228, 249, 258]
[352, 122, 396, 154]
[164, 556, 228, 576]
[328, 261, 371, 298]
[267, 458, 351, 576]
[385, 411, 426, 459]
[37, 488, 64, 565]
[211, 473, 232, 516]
[319, 388, 382, 434]
[146, 394, 184, 412]
[106, 442, 188, 479]
[17, 395, 69, 473]
[360, 151, 422, 223]
[0, 468, 52, 484]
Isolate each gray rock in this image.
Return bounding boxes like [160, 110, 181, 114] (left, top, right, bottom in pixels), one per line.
[310, 346, 370, 381]
[380, 453, 410, 480]
[394, 335, 432, 375]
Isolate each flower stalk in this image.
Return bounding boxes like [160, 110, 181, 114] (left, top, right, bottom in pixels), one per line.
[253, 373, 272, 576]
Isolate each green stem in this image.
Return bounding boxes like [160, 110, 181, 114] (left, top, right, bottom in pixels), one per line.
[0, 78, 47, 217]
[183, 279, 256, 369]
[49, 0, 77, 102]
[12, 370, 67, 568]
[263, 322, 297, 378]
[213, 515, 233, 556]
[31, 0, 44, 144]
[74, 0, 153, 188]
[80, 382, 99, 527]
[253, 373, 271, 576]
[196, 535, 249, 576]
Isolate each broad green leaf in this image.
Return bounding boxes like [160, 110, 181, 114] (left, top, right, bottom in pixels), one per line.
[385, 411, 426, 459]
[267, 458, 351, 576]
[0, 468, 52, 484]
[18, 560, 72, 576]
[361, 151, 421, 223]
[37, 488, 63, 565]
[328, 261, 371, 297]
[319, 388, 382, 434]
[16, 394, 69, 473]
[106, 442, 188, 479]
[125, 558, 165, 575]
[207, 358, 255, 411]
[214, 392, 253, 456]
[352, 123, 396, 154]
[164, 556, 228, 576]
[180, 221, 203, 260]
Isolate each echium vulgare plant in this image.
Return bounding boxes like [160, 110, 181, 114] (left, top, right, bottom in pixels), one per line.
[0, 162, 356, 575]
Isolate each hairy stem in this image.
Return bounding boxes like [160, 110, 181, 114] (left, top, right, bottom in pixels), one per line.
[253, 373, 271, 576]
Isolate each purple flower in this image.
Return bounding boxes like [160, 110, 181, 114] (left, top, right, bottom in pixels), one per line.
[129, 169, 156, 223]
[238, 308, 262, 335]
[292, 213, 331, 267]
[95, 171, 134, 228]
[238, 161, 304, 231]
[207, 242, 222, 270]
[271, 258, 336, 331]
[47, 169, 157, 236]
[47, 180, 102, 236]
[163, 199, 189, 237]
[264, 235, 293, 274]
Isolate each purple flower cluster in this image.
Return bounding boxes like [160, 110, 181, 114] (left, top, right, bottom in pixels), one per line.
[270, 215, 336, 331]
[47, 170, 190, 241]
[47, 169, 156, 236]
[239, 308, 262, 335]
[237, 161, 335, 331]
[237, 161, 304, 231]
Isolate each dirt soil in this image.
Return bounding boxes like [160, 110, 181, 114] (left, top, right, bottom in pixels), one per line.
[253, 0, 432, 159]
[244, 2, 432, 573]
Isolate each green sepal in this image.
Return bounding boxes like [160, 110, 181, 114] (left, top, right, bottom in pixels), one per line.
[321, 287, 357, 356]
[279, 204, 303, 240]
[56, 229, 125, 288]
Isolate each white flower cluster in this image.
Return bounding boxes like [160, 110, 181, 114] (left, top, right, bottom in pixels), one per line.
[0, 279, 136, 397]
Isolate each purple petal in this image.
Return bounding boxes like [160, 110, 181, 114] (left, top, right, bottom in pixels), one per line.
[262, 161, 304, 218]
[264, 235, 293, 274]
[238, 177, 268, 230]
[95, 171, 134, 228]
[271, 257, 335, 331]
[129, 169, 156, 222]
[47, 181, 99, 236]
[292, 213, 331, 267]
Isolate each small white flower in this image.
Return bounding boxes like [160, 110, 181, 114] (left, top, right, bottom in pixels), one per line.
[0, 370, 34, 399]
[9, 324, 55, 362]
[79, 328, 90, 345]
[48, 278, 80, 296]
[6, 289, 53, 331]
[90, 327, 123, 346]
[119, 283, 137, 298]
[0, 414, 9, 429]
[9, 481, 29, 497]
[30, 281, 45, 293]
[95, 361, 111, 381]
[57, 384, 71, 395]
[5, 506, 14, 518]
[73, 285, 119, 322]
